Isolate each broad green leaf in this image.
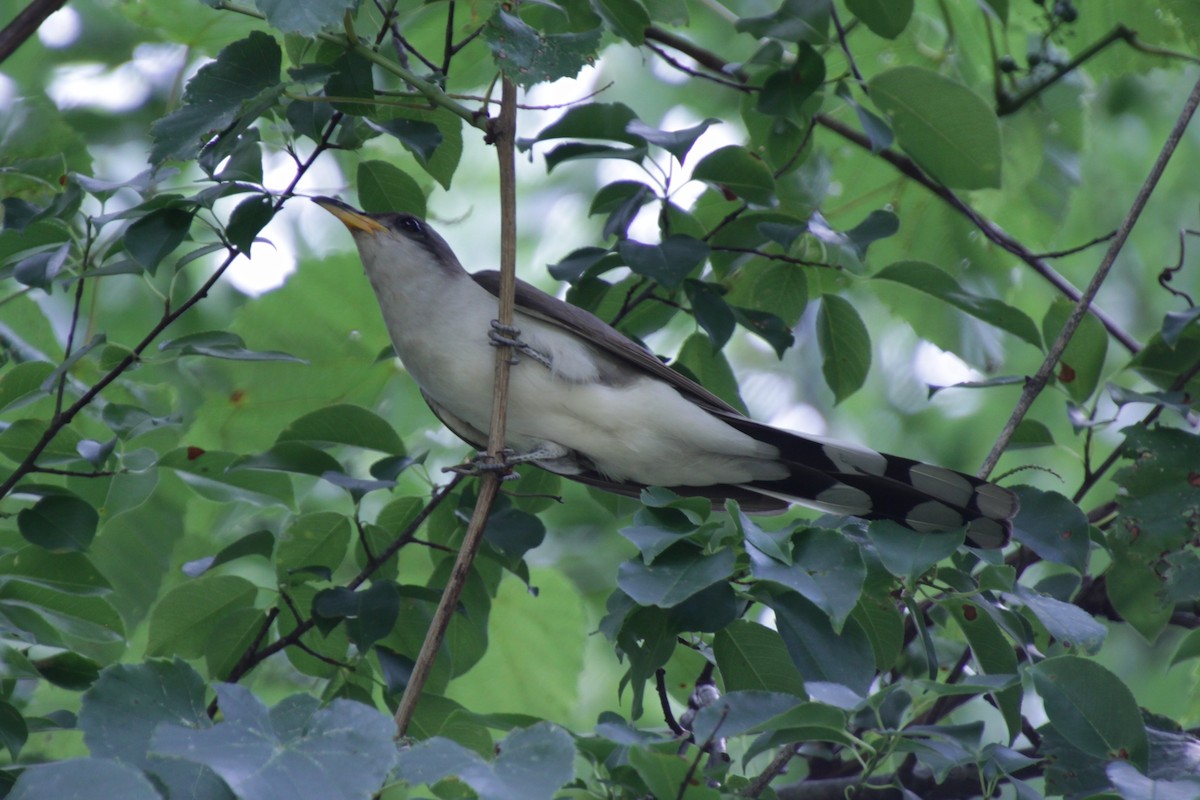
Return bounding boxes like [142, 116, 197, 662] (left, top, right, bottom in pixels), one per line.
[850, 591, 903, 671]
[150, 30, 282, 163]
[749, 528, 865, 632]
[528, 102, 643, 146]
[1031, 655, 1148, 770]
[314, 581, 400, 650]
[225, 194, 274, 252]
[0, 361, 54, 414]
[206, 607, 269, 681]
[182, 530, 275, 578]
[691, 145, 776, 205]
[157, 448, 295, 507]
[147, 575, 257, 658]
[324, 50, 374, 116]
[1107, 761, 1200, 800]
[628, 747, 722, 800]
[846, 0, 913, 37]
[151, 686, 396, 799]
[736, 0, 829, 42]
[757, 44, 825, 118]
[617, 546, 735, 608]
[275, 512, 352, 578]
[868, 66, 1002, 189]
[874, 261, 1042, 348]
[626, 118, 718, 164]
[9, 758, 160, 800]
[763, 589, 875, 694]
[690, 690, 804, 742]
[123, 208, 194, 274]
[1170, 628, 1200, 667]
[1011, 586, 1106, 654]
[229, 442, 344, 477]
[484, 10, 602, 88]
[0, 581, 124, 646]
[1043, 297, 1108, 402]
[357, 160, 425, 217]
[675, 332, 747, 413]
[1010, 486, 1090, 573]
[714, 620, 806, 696]
[593, 0, 651, 42]
[817, 294, 871, 403]
[1106, 557, 1172, 643]
[868, 520, 965, 584]
[685, 281, 736, 349]
[17, 495, 98, 552]
[617, 235, 709, 291]
[0, 547, 111, 594]
[276, 404, 405, 454]
[256, 0, 356, 36]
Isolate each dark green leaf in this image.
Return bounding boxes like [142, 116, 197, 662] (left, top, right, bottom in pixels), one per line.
[691, 145, 776, 204]
[733, 307, 797, 358]
[256, 0, 357, 36]
[150, 31, 282, 163]
[844, 210, 900, 258]
[1010, 419, 1054, 448]
[0, 547, 111, 594]
[1162, 306, 1200, 347]
[158, 330, 305, 363]
[868, 520, 964, 584]
[9, 758, 160, 800]
[736, 0, 830, 43]
[618, 235, 709, 291]
[314, 581, 400, 649]
[874, 261, 1042, 348]
[685, 281, 735, 349]
[276, 403, 404, 454]
[151, 685, 396, 799]
[544, 142, 647, 172]
[713, 620, 807, 696]
[230, 442, 344, 477]
[590, 180, 655, 240]
[1031, 655, 1148, 770]
[17, 495, 98, 553]
[749, 528, 865, 631]
[147, 575, 258, 658]
[593, 0, 651, 43]
[182, 530, 275, 577]
[846, 0, 913, 37]
[868, 66, 1002, 189]
[1011, 586, 1106, 654]
[324, 50, 374, 116]
[124, 208, 193, 274]
[484, 10, 602, 88]
[1010, 486, 1089, 573]
[675, 332, 747, 413]
[226, 195, 275, 252]
[690, 690, 804, 742]
[617, 546, 735, 608]
[547, 246, 613, 282]
[369, 119, 443, 167]
[625, 118, 719, 164]
[817, 294, 871, 403]
[528, 102, 643, 146]
[13, 242, 70, 289]
[275, 512, 352, 579]
[1108, 761, 1200, 800]
[757, 44, 825, 118]
[943, 598, 1021, 741]
[763, 589, 875, 695]
[0, 361, 54, 414]
[483, 506, 546, 561]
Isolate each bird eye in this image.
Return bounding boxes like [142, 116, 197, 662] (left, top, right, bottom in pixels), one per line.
[397, 216, 424, 236]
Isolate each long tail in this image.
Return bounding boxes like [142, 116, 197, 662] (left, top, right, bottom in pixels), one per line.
[723, 415, 1018, 549]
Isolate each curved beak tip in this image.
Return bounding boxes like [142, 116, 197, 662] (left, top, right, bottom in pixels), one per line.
[312, 196, 388, 234]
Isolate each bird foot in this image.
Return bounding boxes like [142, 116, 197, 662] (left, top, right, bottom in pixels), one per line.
[442, 449, 523, 480]
[488, 320, 552, 369]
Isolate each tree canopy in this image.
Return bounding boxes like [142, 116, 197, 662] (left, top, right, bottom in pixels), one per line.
[1, 0, 1200, 798]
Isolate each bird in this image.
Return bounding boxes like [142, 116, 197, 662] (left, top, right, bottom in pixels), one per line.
[313, 197, 1018, 548]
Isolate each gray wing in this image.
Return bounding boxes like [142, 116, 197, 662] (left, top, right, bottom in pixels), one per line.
[470, 271, 740, 415]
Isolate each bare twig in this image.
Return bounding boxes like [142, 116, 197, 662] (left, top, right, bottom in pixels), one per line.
[0, 0, 66, 64]
[393, 75, 518, 739]
[979, 72, 1200, 478]
[743, 743, 801, 797]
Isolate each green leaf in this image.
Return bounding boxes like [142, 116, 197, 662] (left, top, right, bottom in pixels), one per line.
[592, 0, 651, 42]
[229, 442, 344, 477]
[629, 747, 722, 800]
[16, 495, 98, 552]
[0, 547, 111, 594]
[691, 145, 776, 205]
[256, 0, 356, 35]
[483, 506, 546, 562]
[943, 599, 1021, 741]
[484, 9, 602, 88]
[1011, 419, 1054, 448]
[0, 419, 82, 466]
[1043, 297, 1108, 402]
[1106, 557, 1172, 643]
[528, 102, 643, 146]
[675, 332, 747, 413]
[690, 690, 804, 742]
[868, 66, 1002, 189]
[1010, 486, 1090, 573]
[1170, 628, 1200, 667]
[874, 261, 1042, 348]
[182, 530, 275, 578]
[158, 330, 305, 362]
[1012, 586, 1106, 654]
[0, 699, 27, 758]
[850, 591, 903, 671]
[151, 686, 396, 799]
[757, 44, 825, 118]
[0, 361, 54, 414]
[157, 448, 295, 507]
[868, 520, 964, 584]
[276, 404, 405, 454]
[846, 0, 913, 38]
[275, 512, 352, 578]
[9, 758, 161, 800]
[224, 194, 274, 253]
[626, 118, 719, 164]
[749, 528, 865, 632]
[714, 620, 807, 696]
[358, 154, 428, 216]
[736, 0, 829, 43]
[1031, 655, 1149, 770]
[1107, 761, 1200, 800]
[150, 31, 282, 163]
[324, 49, 375, 116]
[123, 208, 194, 274]
[817, 294, 871, 403]
[764, 589, 875, 695]
[617, 546, 735, 608]
[147, 575, 258, 658]
[314, 581, 401, 650]
[394, 723, 576, 800]
[685, 281, 735, 349]
[618, 235, 709, 291]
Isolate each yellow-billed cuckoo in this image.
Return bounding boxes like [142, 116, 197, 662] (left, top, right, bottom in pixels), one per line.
[314, 197, 1018, 548]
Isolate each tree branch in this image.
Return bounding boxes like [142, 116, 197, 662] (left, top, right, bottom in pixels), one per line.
[0, 0, 65, 64]
[979, 71, 1200, 477]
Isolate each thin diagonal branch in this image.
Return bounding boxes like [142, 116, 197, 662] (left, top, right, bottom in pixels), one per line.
[979, 72, 1200, 478]
[0, 0, 66, 64]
